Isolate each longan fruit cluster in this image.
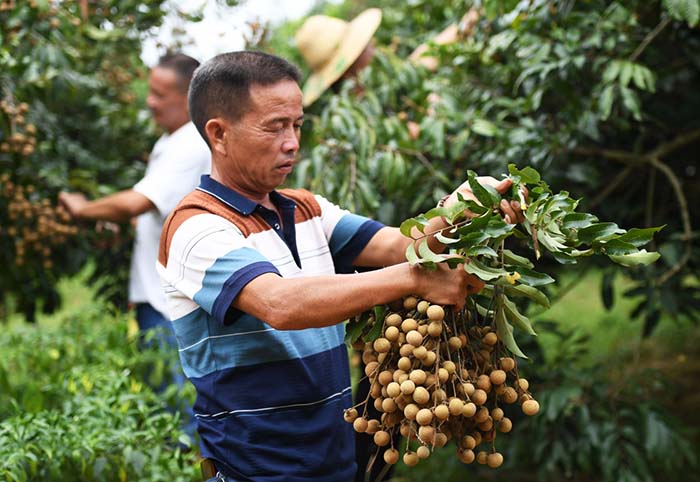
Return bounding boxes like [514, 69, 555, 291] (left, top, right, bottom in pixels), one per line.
[0, 100, 37, 157]
[1, 175, 78, 268]
[345, 296, 540, 469]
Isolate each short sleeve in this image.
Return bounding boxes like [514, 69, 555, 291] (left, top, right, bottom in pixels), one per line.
[134, 131, 210, 217]
[314, 195, 384, 274]
[161, 213, 279, 325]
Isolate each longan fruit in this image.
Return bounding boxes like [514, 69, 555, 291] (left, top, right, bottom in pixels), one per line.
[498, 417, 513, 433]
[364, 361, 379, 378]
[461, 435, 476, 450]
[344, 408, 358, 423]
[417, 300, 430, 314]
[404, 404, 419, 420]
[434, 404, 450, 421]
[378, 370, 393, 386]
[418, 425, 435, 443]
[491, 407, 504, 421]
[382, 397, 398, 413]
[416, 445, 431, 459]
[416, 408, 433, 426]
[442, 360, 456, 374]
[353, 417, 368, 433]
[373, 337, 391, 353]
[406, 330, 423, 347]
[502, 387, 518, 404]
[403, 451, 419, 467]
[487, 452, 504, 468]
[517, 378, 530, 391]
[400, 379, 416, 395]
[374, 430, 391, 447]
[471, 389, 488, 406]
[458, 448, 475, 464]
[366, 419, 380, 435]
[462, 382, 476, 397]
[403, 296, 418, 311]
[482, 332, 498, 346]
[399, 343, 414, 357]
[476, 451, 489, 465]
[522, 399, 540, 416]
[401, 318, 418, 333]
[387, 382, 401, 398]
[412, 386, 430, 405]
[448, 336, 462, 351]
[462, 402, 477, 418]
[384, 326, 400, 342]
[426, 304, 445, 321]
[385, 313, 402, 327]
[412, 345, 428, 360]
[409, 369, 427, 385]
[434, 432, 448, 447]
[476, 374, 492, 392]
[500, 357, 516, 371]
[449, 398, 464, 416]
[398, 356, 412, 372]
[384, 448, 399, 465]
[490, 370, 507, 385]
[423, 350, 437, 366]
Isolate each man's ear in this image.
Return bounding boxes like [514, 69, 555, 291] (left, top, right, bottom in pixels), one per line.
[204, 118, 228, 156]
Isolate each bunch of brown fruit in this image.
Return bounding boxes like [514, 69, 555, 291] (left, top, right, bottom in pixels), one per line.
[345, 296, 540, 469]
[0, 100, 37, 158]
[1, 175, 78, 268]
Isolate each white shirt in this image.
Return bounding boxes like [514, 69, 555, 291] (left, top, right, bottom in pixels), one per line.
[130, 121, 211, 317]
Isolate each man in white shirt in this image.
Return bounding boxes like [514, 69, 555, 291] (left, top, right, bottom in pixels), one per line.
[59, 53, 211, 436]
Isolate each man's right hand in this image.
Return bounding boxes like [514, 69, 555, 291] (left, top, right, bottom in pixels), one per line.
[410, 262, 484, 311]
[57, 191, 88, 220]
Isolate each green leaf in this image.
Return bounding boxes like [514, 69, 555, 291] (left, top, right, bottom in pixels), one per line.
[464, 245, 499, 258]
[609, 250, 661, 267]
[664, 0, 700, 26]
[619, 61, 634, 87]
[578, 222, 625, 243]
[514, 266, 555, 286]
[345, 313, 371, 344]
[495, 303, 528, 358]
[399, 215, 429, 237]
[365, 315, 384, 342]
[617, 226, 664, 247]
[599, 84, 615, 120]
[502, 249, 534, 268]
[405, 243, 420, 265]
[503, 296, 537, 335]
[503, 284, 550, 308]
[464, 258, 509, 281]
[418, 239, 446, 263]
[508, 164, 541, 184]
[467, 170, 501, 208]
[562, 212, 599, 230]
[472, 118, 498, 137]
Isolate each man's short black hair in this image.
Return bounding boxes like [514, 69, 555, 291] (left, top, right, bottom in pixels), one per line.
[188, 51, 301, 145]
[157, 52, 200, 93]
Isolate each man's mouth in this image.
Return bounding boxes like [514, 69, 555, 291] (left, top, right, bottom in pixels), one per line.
[277, 160, 294, 174]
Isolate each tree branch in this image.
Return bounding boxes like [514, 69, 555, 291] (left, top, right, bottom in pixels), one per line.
[629, 17, 672, 62]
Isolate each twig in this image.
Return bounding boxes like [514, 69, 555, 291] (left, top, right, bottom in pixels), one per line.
[629, 17, 672, 62]
[588, 165, 633, 209]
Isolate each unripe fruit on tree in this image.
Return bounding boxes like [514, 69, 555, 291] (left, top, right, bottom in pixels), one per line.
[344, 408, 358, 423]
[373, 337, 391, 353]
[490, 369, 507, 385]
[403, 297, 418, 310]
[384, 326, 399, 342]
[500, 357, 516, 371]
[406, 330, 423, 347]
[416, 408, 433, 426]
[374, 430, 391, 446]
[416, 445, 431, 459]
[384, 448, 399, 465]
[353, 417, 368, 433]
[428, 321, 442, 337]
[522, 399, 540, 416]
[427, 304, 445, 321]
[401, 318, 418, 333]
[403, 451, 419, 467]
[487, 452, 504, 468]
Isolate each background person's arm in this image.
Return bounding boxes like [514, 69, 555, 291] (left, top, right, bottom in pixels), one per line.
[58, 189, 155, 223]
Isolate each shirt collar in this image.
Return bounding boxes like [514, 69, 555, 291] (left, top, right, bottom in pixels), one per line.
[196, 175, 295, 215]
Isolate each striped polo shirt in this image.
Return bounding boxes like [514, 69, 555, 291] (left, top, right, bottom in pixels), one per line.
[157, 175, 383, 482]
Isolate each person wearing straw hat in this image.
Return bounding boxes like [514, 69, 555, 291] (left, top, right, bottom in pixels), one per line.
[295, 8, 383, 107]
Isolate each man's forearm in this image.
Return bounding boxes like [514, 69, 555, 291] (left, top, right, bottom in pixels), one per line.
[71, 190, 155, 223]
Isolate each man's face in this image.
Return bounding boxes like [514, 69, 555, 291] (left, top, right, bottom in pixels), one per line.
[146, 66, 189, 133]
[219, 80, 304, 197]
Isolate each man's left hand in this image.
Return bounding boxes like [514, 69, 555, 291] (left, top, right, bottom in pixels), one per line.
[444, 176, 526, 224]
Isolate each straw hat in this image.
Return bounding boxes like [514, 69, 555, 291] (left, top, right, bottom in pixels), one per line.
[295, 8, 382, 106]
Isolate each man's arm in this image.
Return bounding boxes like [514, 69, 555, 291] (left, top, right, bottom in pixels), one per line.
[58, 189, 155, 223]
[234, 262, 482, 331]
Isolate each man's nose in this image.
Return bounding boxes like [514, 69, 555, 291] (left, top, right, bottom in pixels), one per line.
[281, 129, 299, 153]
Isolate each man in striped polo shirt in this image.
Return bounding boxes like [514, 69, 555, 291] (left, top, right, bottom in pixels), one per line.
[157, 51, 523, 482]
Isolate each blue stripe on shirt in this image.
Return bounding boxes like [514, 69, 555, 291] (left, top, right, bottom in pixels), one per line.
[329, 216, 384, 273]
